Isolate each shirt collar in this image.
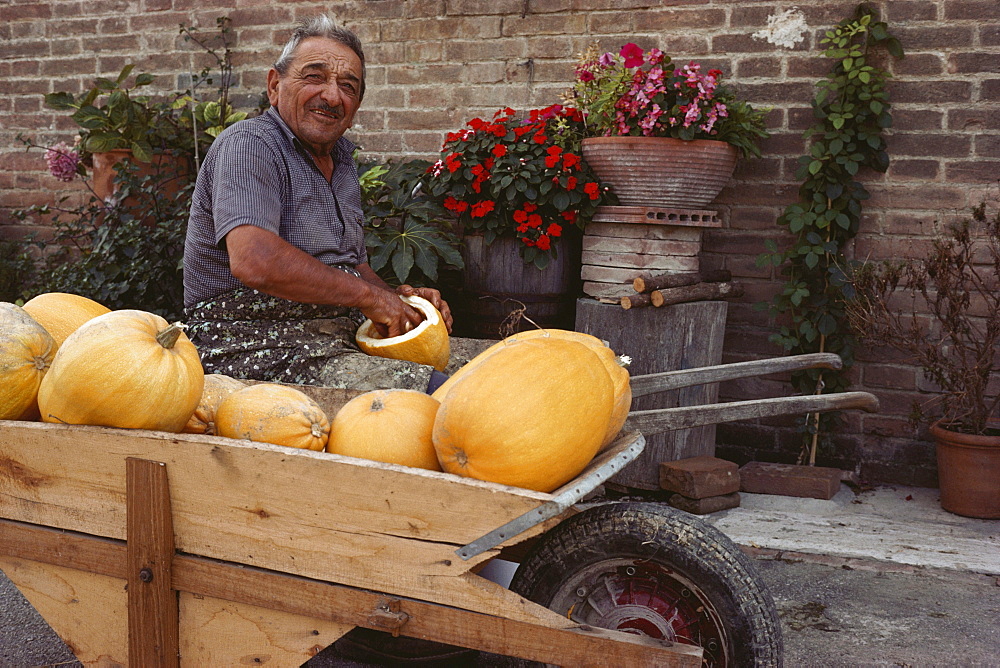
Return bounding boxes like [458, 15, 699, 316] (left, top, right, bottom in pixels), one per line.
[265, 106, 357, 168]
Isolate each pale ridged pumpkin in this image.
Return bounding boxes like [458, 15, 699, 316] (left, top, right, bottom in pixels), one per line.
[37, 310, 204, 432]
[432, 329, 631, 447]
[0, 303, 56, 421]
[183, 373, 248, 435]
[22, 292, 111, 352]
[216, 383, 330, 451]
[433, 337, 614, 492]
[327, 389, 442, 470]
[355, 295, 450, 371]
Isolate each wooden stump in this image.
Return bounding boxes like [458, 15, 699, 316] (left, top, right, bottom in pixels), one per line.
[575, 298, 727, 491]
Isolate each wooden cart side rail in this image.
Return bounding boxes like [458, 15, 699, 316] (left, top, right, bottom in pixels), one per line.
[0, 517, 701, 667]
[629, 352, 844, 398]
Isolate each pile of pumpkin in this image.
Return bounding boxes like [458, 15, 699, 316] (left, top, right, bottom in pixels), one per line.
[2, 294, 630, 493]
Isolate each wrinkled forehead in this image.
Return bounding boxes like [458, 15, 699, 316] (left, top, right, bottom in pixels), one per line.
[287, 36, 363, 78]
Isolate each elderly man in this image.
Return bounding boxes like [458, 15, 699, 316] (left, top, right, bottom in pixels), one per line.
[183, 16, 468, 393]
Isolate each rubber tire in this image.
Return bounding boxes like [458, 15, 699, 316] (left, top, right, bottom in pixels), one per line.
[500, 502, 782, 667]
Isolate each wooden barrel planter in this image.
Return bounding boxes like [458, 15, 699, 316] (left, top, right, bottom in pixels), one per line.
[455, 231, 583, 340]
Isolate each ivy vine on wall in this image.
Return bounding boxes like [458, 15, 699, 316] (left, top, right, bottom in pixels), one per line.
[756, 4, 904, 464]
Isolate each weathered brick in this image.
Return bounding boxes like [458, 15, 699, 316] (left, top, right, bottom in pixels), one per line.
[668, 492, 741, 515]
[740, 461, 842, 500]
[660, 456, 740, 498]
[945, 161, 1000, 183]
[944, 1, 1000, 20]
[949, 52, 1000, 74]
[886, 1, 939, 21]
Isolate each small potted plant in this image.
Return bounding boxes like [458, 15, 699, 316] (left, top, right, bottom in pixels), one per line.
[423, 105, 612, 336]
[847, 200, 1000, 518]
[564, 43, 770, 209]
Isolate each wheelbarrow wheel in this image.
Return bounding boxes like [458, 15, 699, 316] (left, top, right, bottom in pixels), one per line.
[499, 502, 782, 667]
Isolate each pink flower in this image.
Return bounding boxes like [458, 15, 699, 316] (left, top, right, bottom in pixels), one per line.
[598, 51, 616, 68]
[619, 43, 645, 68]
[45, 142, 79, 182]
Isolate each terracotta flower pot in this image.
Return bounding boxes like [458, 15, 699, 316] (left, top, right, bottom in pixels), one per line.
[930, 420, 1000, 519]
[581, 136, 738, 209]
[91, 149, 189, 202]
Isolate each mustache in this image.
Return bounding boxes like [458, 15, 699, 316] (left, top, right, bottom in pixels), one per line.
[310, 104, 343, 118]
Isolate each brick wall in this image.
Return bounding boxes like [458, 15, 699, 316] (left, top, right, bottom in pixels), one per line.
[3, 0, 998, 486]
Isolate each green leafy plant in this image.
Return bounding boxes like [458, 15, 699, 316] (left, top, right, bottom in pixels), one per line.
[424, 105, 611, 269]
[43, 64, 191, 164]
[847, 200, 1000, 436]
[756, 4, 903, 464]
[359, 159, 464, 287]
[564, 42, 770, 157]
[12, 164, 192, 320]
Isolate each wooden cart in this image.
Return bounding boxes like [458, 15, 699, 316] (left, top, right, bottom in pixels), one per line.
[0, 353, 877, 667]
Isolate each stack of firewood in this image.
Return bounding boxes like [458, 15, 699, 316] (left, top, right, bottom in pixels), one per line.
[619, 269, 743, 310]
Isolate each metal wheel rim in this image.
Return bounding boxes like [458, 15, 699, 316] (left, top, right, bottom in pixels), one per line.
[545, 557, 731, 666]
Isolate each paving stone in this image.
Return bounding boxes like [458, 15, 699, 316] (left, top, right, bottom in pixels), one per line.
[659, 455, 740, 498]
[667, 492, 741, 515]
[739, 461, 842, 500]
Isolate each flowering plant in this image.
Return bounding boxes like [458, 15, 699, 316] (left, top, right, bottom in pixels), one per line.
[425, 105, 612, 268]
[566, 43, 769, 158]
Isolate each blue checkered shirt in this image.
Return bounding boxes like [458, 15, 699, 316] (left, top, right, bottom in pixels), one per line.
[183, 106, 367, 308]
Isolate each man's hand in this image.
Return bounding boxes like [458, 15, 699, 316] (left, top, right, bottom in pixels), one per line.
[363, 287, 425, 339]
[396, 285, 453, 334]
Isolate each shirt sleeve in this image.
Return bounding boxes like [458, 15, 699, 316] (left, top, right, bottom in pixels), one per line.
[209, 128, 287, 245]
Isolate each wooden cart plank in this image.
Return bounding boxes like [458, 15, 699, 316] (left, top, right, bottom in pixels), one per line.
[178, 593, 354, 666]
[0, 555, 127, 666]
[126, 458, 179, 668]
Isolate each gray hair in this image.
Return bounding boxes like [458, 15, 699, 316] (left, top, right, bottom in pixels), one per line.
[273, 16, 366, 100]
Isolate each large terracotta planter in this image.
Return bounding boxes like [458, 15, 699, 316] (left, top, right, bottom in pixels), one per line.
[930, 420, 1000, 519]
[455, 231, 582, 340]
[581, 136, 738, 209]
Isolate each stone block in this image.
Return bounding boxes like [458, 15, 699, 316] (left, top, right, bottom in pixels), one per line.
[660, 456, 740, 499]
[739, 461, 843, 500]
[668, 492, 741, 515]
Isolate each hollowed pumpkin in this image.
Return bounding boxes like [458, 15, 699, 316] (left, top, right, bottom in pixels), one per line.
[183, 373, 248, 435]
[216, 383, 330, 451]
[432, 328, 631, 447]
[0, 303, 56, 421]
[37, 310, 204, 432]
[355, 295, 450, 371]
[22, 292, 111, 352]
[327, 389, 442, 470]
[432, 337, 614, 492]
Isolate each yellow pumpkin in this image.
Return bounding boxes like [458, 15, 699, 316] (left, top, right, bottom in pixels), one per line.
[327, 389, 442, 470]
[216, 383, 330, 451]
[432, 329, 631, 447]
[38, 310, 204, 432]
[355, 295, 450, 371]
[0, 303, 56, 421]
[433, 337, 614, 492]
[183, 373, 248, 435]
[22, 292, 111, 352]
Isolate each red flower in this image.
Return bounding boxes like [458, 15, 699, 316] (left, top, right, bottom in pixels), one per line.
[524, 202, 538, 212]
[445, 152, 462, 173]
[566, 176, 578, 190]
[513, 209, 528, 223]
[563, 153, 581, 169]
[545, 145, 563, 168]
[521, 236, 534, 246]
[492, 144, 507, 157]
[533, 132, 548, 144]
[547, 222, 563, 237]
[561, 210, 577, 223]
[620, 43, 645, 68]
[527, 213, 543, 228]
[470, 200, 495, 218]
[536, 234, 551, 250]
[584, 182, 600, 200]
[444, 196, 469, 213]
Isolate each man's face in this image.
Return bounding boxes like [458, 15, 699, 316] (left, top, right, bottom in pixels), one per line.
[266, 37, 363, 157]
